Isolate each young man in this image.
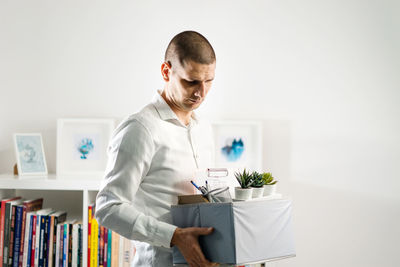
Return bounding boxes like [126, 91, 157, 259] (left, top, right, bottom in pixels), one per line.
[95, 31, 219, 266]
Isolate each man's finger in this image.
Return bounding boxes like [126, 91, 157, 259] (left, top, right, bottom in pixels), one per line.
[191, 227, 214, 236]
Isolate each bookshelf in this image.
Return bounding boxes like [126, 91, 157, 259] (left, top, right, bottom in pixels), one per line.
[0, 174, 102, 267]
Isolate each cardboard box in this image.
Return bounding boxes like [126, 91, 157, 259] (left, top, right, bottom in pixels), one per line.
[171, 198, 296, 265]
[178, 194, 209, 204]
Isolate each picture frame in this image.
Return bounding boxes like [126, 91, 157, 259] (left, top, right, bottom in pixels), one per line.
[14, 133, 48, 176]
[57, 118, 115, 177]
[211, 121, 262, 172]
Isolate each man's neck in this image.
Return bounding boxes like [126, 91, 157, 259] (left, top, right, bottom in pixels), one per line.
[160, 91, 192, 126]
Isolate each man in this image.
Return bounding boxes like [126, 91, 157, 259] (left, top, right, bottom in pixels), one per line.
[95, 31, 219, 267]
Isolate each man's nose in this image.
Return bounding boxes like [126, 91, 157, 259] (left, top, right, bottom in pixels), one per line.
[195, 82, 206, 98]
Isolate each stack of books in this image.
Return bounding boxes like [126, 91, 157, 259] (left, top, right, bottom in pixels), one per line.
[0, 197, 82, 267]
[0, 197, 135, 267]
[88, 204, 134, 267]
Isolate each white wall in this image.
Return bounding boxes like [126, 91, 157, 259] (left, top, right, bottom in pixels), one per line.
[1, 0, 399, 266]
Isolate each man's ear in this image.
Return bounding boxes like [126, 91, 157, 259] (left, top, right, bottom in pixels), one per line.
[161, 62, 171, 82]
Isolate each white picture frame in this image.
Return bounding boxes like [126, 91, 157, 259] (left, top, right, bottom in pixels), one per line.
[14, 133, 48, 176]
[57, 118, 115, 177]
[211, 121, 262, 173]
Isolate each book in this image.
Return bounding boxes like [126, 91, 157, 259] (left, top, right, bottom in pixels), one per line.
[34, 209, 53, 267]
[106, 229, 111, 267]
[71, 223, 81, 267]
[3, 199, 23, 267]
[87, 205, 93, 267]
[42, 213, 52, 267]
[110, 231, 119, 267]
[90, 218, 98, 267]
[55, 224, 61, 267]
[77, 225, 82, 267]
[122, 237, 133, 267]
[29, 214, 37, 267]
[0, 197, 21, 267]
[56, 224, 64, 267]
[12, 205, 24, 267]
[48, 211, 67, 267]
[62, 220, 76, 267]
[118, 235, 123, 267]
[99, 226, 104, 267]
[68, 223, 73, 267]
[21, 211, 36, 267]
[63, 223, 67, 267]
[18, 198, 43, 267]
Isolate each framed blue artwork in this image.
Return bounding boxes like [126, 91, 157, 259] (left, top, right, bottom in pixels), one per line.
[56, 118, 114, 176]
[14, 133, 48, 176]
[211, 121, 262, 173]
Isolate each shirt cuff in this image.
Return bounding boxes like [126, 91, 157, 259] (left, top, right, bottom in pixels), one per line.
[152, 221, 178, 248]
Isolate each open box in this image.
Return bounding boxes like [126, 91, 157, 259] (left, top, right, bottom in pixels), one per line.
[171, 198, 296, 265]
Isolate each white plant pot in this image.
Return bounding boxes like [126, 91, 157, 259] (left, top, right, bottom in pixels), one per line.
[251, 187, 264, 198]
[263, 184, 277, 196]
[234, 187, 253, 201]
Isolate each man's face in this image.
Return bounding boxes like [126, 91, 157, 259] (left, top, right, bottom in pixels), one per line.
[163, 59, 216, 112]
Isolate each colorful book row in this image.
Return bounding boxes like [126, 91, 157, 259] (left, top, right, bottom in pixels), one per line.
[87, 204, 135, 267]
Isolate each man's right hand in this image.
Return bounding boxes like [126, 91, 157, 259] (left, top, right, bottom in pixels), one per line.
[171, 227, 219, 267]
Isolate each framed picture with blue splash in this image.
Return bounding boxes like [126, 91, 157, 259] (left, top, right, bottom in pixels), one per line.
[211, 121, 262, 172]
[14, 133, 48, 176]
[56, 118, 114, 177]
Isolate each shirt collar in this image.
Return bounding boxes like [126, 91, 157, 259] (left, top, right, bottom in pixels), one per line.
[152, 90, 199, 127]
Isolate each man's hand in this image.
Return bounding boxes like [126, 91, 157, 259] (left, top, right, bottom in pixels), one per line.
[171, 227, 219, 267]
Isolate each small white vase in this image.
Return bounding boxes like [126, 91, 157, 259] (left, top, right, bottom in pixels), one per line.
[235, 187, 253, 201]
[263, 184, 277, 196]
[251, 187, 264, 198]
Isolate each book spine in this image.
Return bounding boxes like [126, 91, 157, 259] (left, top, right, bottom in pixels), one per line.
[99, 227, 104, 267]
[26, 214, 34, 267]
[47, 216, 54, 267]
[111, 231, 119, 267]
[29, 215, 37, 267]
[12, 206, 23, 267]
[103, 228, 107, 267]
[90, 219, 97, 267]
[68, 224, 72, 267]
[71, 225, 77, 267]
[118, 235, 123, 267]
[59, 225, 64, 267]
[55, 225, 60, 267]
[8, 206, 17, 267]
[63, 223, 68, 267]
[34, 214, 41, 267]
[0, 201, 7, 267]
[106, 230, 111, 267]
[22, 213, 32, 267]
[77, 225, 82, 267]
[52, 217, 58, 267]
[3, 203, 12, 267]
[38, 215, 46, 267]
[17, 207, 27, 267]
[43, 215, 50, 267]
[87, 207, 91, 267]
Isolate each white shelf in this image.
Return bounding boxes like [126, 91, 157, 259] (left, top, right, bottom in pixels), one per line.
[0, 173, 102, 267]
[0, 174, 102, 190]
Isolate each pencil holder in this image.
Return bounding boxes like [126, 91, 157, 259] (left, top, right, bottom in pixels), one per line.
[204, 187, 232, 203]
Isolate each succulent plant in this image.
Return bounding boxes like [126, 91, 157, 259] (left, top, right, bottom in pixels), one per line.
[234, 168, 254, 189]
[251, 171, 264, 188]
[262, 172, 277, 185]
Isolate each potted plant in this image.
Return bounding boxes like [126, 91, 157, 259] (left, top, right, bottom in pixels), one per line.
[234, 168, 254, 200]
[262, 172, 277, 196]
[250, 171, 265, 198]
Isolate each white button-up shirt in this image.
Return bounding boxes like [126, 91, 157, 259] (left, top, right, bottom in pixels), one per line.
[95, 91, 214, 266]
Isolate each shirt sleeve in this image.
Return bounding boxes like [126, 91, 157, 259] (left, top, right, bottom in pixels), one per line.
[94, 118, 177, 248]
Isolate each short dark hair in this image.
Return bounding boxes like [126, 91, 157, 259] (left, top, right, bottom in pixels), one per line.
[164, 31, 216, 67]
